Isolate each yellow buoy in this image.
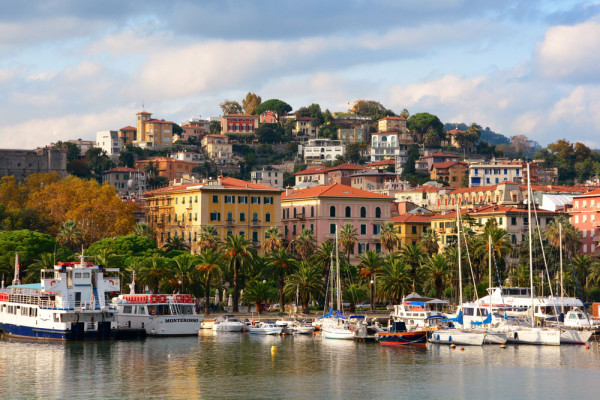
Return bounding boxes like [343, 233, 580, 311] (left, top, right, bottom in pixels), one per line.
[271, 345, 277, 355]
[500, 344, 506, 349]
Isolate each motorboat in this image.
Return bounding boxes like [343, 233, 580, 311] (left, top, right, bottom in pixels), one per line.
[378, 321, 427, 346]
[114, 293, 201, 336]
[212, 315, 244, 332]
[200, 319, 215, 330]
[0, 254, 120, 340]
[388, 293, 446, 330]
[247, 321, 283, 335]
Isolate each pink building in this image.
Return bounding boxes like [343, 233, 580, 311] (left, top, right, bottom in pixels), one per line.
[281, 184, 395, 262]
[569, 189, 600, 255]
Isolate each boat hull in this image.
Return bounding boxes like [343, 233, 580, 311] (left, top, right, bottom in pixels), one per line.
[378, 331, 427, 346]
[429, 330, 485, 346]
[560, 329, 593, 345]
[213, 323, 244, 332]
[249, 328, 283, 335]
[322, 327, 355, 340]
[506, 328, 561, 345]
[0, 321, 115, 341]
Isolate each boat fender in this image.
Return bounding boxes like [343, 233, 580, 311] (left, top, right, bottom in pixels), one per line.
[436, 334, 440, 341]
[514, 332, 518, 340]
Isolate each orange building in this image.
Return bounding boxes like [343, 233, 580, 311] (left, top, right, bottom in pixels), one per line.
[430, 161, 468, 188]
[135, 157, 197, 182]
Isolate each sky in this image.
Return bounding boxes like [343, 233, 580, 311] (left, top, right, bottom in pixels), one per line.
[1, 0, 600, 149]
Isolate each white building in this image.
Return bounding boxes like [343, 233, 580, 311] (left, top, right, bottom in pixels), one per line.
[101, 167, 147, 197]
[67, 139, 96, 155]
[96, 130, 121, 156]
[298, 138, 345, 164]
[171, 151, 205, 163]
[469, 161, 523, 187]
[370, 132, 413, 173]
[251, 168, 284, 188]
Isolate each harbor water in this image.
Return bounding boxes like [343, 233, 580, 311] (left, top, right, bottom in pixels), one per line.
[1, 331, 599, 399]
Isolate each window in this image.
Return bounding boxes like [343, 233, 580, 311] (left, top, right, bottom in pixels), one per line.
[412, 226, 417, 234]
[240, 212, 245, 222]
[345, 206, 351, 218]
[210, 211, 220, 222]
[373, 224, 381, 234]
[360, 207, 366, 218]
[252, 212, 258, 221]
[330, 206, 336, 217]
[212, 195, 219, 203]
[375, 207, 381, 218]
[227, 211, 233, 221]
[292, 225, 296, 235]
[330, 224, 336, 234]
[265, 212, 271, 223]
[251, 196, 261, 204]
[511, 217, 517, 225]
[252, 231, 258, 242]
[264, 197, 273, 205]
[225, 195, 235, 204]
[361, 224, 366, 235]
[238, 196, 248, 204]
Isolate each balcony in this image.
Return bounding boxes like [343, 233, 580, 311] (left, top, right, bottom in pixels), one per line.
[226, 219, 235, 226]
[297, 212, 305, 220]
[251, 219, 261, 226]
[436, 228, 444, 233]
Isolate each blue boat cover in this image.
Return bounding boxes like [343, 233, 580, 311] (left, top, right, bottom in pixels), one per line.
[441, 310, 463, 325]
[470, 313, 492, 325]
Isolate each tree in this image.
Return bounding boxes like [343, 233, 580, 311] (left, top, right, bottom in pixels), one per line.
[399, 109, 410, 119]
[350, 100, 395, 120]
[338, 223, 357, 265]
[284, 262, 323, 314]
[294, 229, 316, 262]
[254, 99, 292, 123]
[242, 280, 277, 314]
[407, 113, 444, 145]
[219, 99, 243, 115]
[263, 227, 283, 254]
[255, 123, 283, 143]
[420, 229, 439, 256]
[138, 254, 171, 293]
[221, 234, 256, 312]
[198, 225, 220, 252]
[87, 234, 158, 270]
[133, 223, 154, 241]
[118, 149, 135, 168]
[169, 254, 199, 295]
[379, 222, 398, 253]
[295, 103, 325, 126]
[85, 147, 114, 181]
[242, 92, 262, 115]
[209, 120, 221, 134]
[311, 241, 335, 289]
[358, 250, 384, 310]
[197, 249, 223, 315]
[344, 283, 367, 312]
[545, 216, 582, 256]
[472, 224, 512, 282]
[399, 243, 425, 281]
[378, 255, 411, 304]
[342, 143, 368, 164]
[56, 220, 83, 252]
[163, 236, 191, 252]
[25, 252, 56, 284]
[419, 254, 451, 299]
[265, 248, 297, 312]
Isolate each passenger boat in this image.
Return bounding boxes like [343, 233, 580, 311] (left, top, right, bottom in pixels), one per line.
[378, 321, 427, 346]
[247, 321, 283, 335]
[113, 293, 201, 336]
[388, 293, 445, 331]
[212, 314, 244, 332]
[0, 254, 120, 340]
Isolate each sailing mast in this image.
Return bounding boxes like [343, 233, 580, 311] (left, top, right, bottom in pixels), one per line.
[559, 222, 564, 315]
[488, 234, 492, 318]
[457, 203, 463, 308]
[527, 163, 535, 327]
[335, 224, 341, 312]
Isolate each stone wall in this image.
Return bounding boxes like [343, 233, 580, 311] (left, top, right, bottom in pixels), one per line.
[0, 147, 67, 181]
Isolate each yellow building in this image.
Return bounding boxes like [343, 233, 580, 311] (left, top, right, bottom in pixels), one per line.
[135, 111, 173, 148]
[391, 214, 432, 248]
[201, 134, 232, 165]
[145, 177, 282, 254]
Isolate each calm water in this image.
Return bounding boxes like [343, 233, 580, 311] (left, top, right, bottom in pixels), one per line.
[0, 331, 599, 399]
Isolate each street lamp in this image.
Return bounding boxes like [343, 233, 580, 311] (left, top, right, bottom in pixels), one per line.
[178, 272, 184, 294]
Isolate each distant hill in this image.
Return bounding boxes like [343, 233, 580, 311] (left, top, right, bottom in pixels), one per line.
[444, 123, 510, 146]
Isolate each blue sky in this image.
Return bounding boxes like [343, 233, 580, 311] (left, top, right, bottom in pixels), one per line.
[1, 0, 600, 149]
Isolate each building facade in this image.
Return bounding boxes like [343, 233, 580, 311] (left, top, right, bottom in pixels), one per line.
[392, 214, 432, 248]
[102, 167, 147, 197]
[469, 160, 523, 187]
[144, 177, 282, 254]
[0, 147, 67, 181]
[134, 157, 197, 182]
[251, 168, 284, 188]
[201, 134, 232, 165]
[298, 139, 345, 164]
[281, 184, 394, 261]
[220, 114, 259, 136]
[96, 130, 121, 155]
[431, 161, 468, 188]
[569, 189, 600, 255]
[134, 111, 174, 148]
[292, 117, 319, 140]
[337, 124, 369, 144]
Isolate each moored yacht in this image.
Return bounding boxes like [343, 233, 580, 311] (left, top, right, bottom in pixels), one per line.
[212, 314, 244, 332]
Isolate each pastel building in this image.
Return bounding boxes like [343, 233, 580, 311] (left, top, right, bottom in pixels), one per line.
[96, 130, 121, 155]
[220, 114, 259, 136]
[570, 189, 600, 255]
[201, 134, 232, 165]
[134, 157, 197, 183]
[134, 111, 174, 148]
[102, 167, 147, 197]
[298, 138, 345, 164]
[145, 177, 282, 254]
[281, 184, 395, 262]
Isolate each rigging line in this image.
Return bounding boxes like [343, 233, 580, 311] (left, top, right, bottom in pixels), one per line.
[458, 216, 480, 305]
[564, 244, 587, 318]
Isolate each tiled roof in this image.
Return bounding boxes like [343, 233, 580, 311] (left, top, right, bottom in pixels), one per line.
[104, 167, 136, 173]
[204, 134, 229, 138]
[366, 159, 396, 167]
[294, 166, 330, 176]
[446, 128, 465, 134]
[296, 117, 312, 121]
[378, 116, 406, 121]
[120, 126, 137, 131]
[327, 163, 366, 172]
[283, 184, 394, 200]
[574, 188, 600, 197]
[448, 185, 501, 194]
[372, 131, 399, 135]
[392, 214, 432, 223]
[432, 161, 467, 169]
[427, 152, 460, 158]
[147, 119, 173, 124]
[145, 177, 281, 195]
[220, 177, 281, 191]
[222, 114, 258, 118]
[524, 184, 586, 194]
[137, 111, 152, 115]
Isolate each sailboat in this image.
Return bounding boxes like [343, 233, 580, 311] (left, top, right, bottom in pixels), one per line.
[429, 205, 486, 346]
[320, 225, 355, 340]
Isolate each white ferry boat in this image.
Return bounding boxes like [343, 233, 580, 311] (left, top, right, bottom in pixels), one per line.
[0, 256, 120, 340]
[113, 293, 202, 336]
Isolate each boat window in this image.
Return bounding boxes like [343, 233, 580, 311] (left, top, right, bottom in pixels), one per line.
[137, 306, 146, 315]
[569, 313, 577, 319]
[178, 305, 193, 314]
[157, 305, 169, 315]
[54, 313, 60, 322]
[75, 273, 82, 279]
[123, 306, 133, 314]
[578, 313, 585, 319]
[83, 273, 90, 279]
[148, 306, 156, 315]
[464, 308, 474, 316]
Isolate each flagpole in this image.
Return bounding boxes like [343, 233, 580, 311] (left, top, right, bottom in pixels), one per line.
[12, 251, 21, 286]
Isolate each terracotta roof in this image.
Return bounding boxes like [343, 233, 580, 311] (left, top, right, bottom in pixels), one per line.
[296, 117, 312, 121]
[378, 116, 406, 121]
[147, 119, 173, 124]
[574, 188, 600, 197]
[366, 159, 395, 167]
[145, 177, 281, 195]
[103, 167, 136, 173]
[204, 134, 229, 138]
[432, 161, 467, 169]
[448, 184, 501, 194]
[524, 184, 586, 194]
[426, 152, 460, 158]
[120, 126, 137, 131]
[220, 177, 281, 191]
[137, 111, 152, 115]
[283, 184, 394, 200]
[392, 214, 432, 223]
[372, 131, 400, 135]
[294, 166, 331, 176]
[222, 114, 258, 118]
[446, 128, 465, 134]
[327, 163, 367, 172]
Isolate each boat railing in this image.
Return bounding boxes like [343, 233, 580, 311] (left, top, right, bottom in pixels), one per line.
[7, 294, 53, 308]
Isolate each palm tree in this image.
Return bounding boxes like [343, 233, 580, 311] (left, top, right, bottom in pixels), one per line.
[138, 254, 171, 293]
[265, 248, 297, 312]
[338, 223, 357, 265]
[419, 253, 452, 299]
[399, 243, 425, 281]
[220, 234, 256, 312]
[472, 225, 512, 282]
[284, 261, 323, 313]
[420, 228, 439, 256]
[57, 220, 83, 252]
[571, 254, 593, 293]
[241, 280, 277, 314]
[378, 255, 412, 304]
[198, 225, 219, 252]
[507, 262, 529, 287]
[134, 222, 154, 241]
[294, 229, 316, 261]
[344, 283, 367, 313]
[357, 250, 384, 311]
[25, 253, 55, 284]
[95, 248, 118, 269]
[196, 249, 223, 315]
[170, 254, 198, 294]
[379, 222, 398, 253]
[263, 226, 283, 254]
[311, 241, 335, 290]
[125, 257, 146, 294]
[545, 216, 582, 256]
[466, 122, 481, 151]
[163, 235, 191, 252]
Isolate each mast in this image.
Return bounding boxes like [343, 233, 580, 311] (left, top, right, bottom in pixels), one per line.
[488, 234, 492, 317]
[12, 251, 20, 286]
[527, 163, 534, 327]
[335, 224, 341, 312]
[559, 222, 564, 315]
[457, 203, 463, 307]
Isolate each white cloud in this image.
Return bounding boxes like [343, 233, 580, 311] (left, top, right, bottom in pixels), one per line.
[536, 20, 600, 82]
